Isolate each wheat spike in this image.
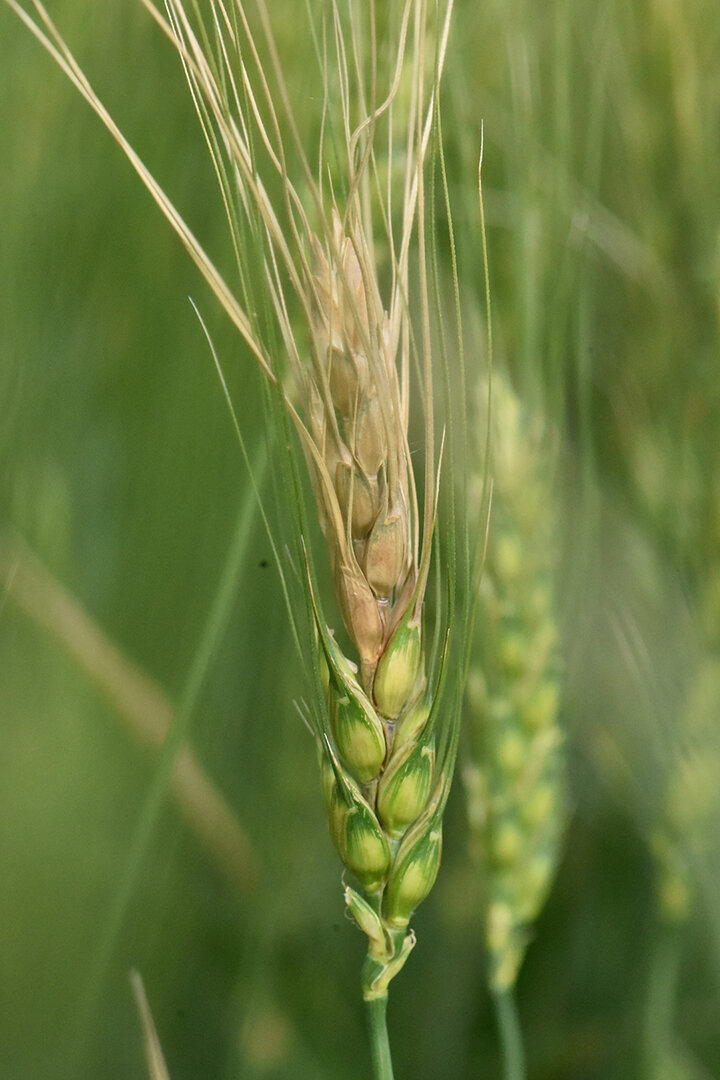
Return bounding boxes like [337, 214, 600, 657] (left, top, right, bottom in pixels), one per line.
[6, 0, 462, 1012]
[464, 372, 567, 992]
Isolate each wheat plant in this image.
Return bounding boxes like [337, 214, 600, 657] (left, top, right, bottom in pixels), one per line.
[6, 0, 720, 1075]
[2, 1, 476, 1075]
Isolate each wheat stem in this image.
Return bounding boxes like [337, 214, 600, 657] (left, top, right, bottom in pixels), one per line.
[492, 987, 527, 1080]
[366, 994, 395, 1080]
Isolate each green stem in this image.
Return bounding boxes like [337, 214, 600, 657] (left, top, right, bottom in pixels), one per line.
[492, 986, 527, 1080]
[366, 994, 395, 1080]
[642, 920, 683, 1079]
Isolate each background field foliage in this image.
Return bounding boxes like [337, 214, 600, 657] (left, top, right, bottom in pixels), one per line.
[1, 1, 719, 1077]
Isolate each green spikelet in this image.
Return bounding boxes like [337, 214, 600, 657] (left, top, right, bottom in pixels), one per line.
[329, 678, 387, 785]
[322, 750, 391, 892]
[330, 690, 386, 784]
[464, 372, 567, 993]
[377, 733, 435, 837]
[318, 624, 387, 784]
[344, 887, 392, 963]
[392, 693, 432, 754]
[373, 614, 423, 720]
[343, 804, 392, 893]
[383, 778, 447, 929]
[384, 825, 443, 930]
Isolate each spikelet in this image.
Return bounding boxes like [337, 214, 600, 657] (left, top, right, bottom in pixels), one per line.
[464, 372, 567, 992]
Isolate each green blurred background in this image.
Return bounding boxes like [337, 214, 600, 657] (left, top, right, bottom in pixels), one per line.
[1, 1, 719, 1077]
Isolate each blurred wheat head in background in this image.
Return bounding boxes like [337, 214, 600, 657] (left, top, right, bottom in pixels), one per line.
[464, 371, 566, 998]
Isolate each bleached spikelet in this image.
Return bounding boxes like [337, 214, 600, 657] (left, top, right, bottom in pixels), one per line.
[305, 211, 415, 675]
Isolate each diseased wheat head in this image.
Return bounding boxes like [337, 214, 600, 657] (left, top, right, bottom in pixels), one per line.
[7, 0, 467, 1013]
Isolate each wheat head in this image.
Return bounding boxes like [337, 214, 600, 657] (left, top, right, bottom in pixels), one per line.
[464, 371, 567, 992]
